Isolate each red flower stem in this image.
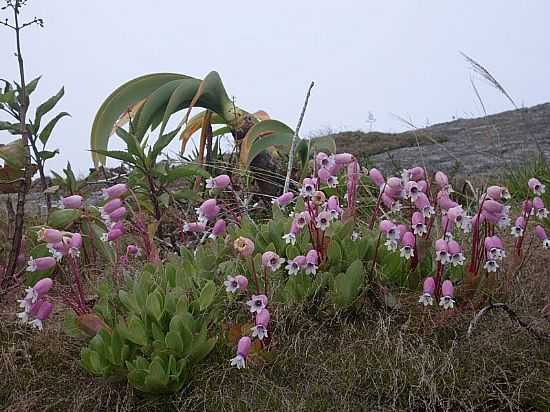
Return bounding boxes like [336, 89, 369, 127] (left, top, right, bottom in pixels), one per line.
[249, 256, 260, 294]
[368, 232, 382, 281]
[369, 183, 386, 230]
[263, 267, 269, 296]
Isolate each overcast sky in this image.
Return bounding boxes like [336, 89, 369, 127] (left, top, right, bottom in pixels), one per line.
[1, 1, 549, 174]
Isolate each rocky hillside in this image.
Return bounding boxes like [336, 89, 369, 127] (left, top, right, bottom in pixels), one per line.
[330, 103, 550, 177]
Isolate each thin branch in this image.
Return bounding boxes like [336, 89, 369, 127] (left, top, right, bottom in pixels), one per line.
[467, 302, 550, 341]
[283, 81, 314, 194]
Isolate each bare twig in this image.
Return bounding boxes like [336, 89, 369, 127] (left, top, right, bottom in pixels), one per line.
[283, 81, 314, 194]
[4, 0, 34, 285]
[467, 302, 550, 341]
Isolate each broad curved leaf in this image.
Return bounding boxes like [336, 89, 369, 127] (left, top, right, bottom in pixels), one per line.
[239, 119, 294, 166]
[135, 79, 191, 140]
[90, 73, 189, 166]
[178, 111, 226, 153]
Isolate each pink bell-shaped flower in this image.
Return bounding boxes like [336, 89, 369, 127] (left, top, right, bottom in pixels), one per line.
[183, 222, 206, 233]
[60, 194, 83, 209]
[528, 178, 545, 196]
[38, 228, 63, 244]
[102, 183, 128, 199]
[26, 256, 56, 273]
[210, 219, 226, 239]
[418, 277, 435, 306]
[272, 191, 294, 206]
[252, 309, 271, 340]
[206, 174, 231, 190]
[230, 336, 252, 369]
[369, 168, 385, 189]
[196, 199, 220, 223]
[246, 294, 268, 313]
[261, 251, 285, 272]
[439, 280, 455, 310]
[101, 198, 123, 215]
[305, 249, 319, 275]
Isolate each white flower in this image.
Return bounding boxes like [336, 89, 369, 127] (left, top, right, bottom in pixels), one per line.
[451, 253, 466, 266]
[385, 239, 399, 252]
[285, 261, 300, 276]
[47, 244, 64, 262]
[230, 354, 246, 369]
[315, 214, 331, 231]
[444, 232, 453, 242]
[483, 260, 499, 273]
[400, 246, 414, 260]
[436, 251, 451, 265]
[29, 319, 44, 330]
[251, 325, 268, 340]
[422, 206, 435, 218]
[26, 257, 37, 273]
[351, 231, 361, 241]
[510, 226, 524, 238]
[418, 293, 433, 306]
[488, 248, 505, 261]
[305, 263, 317, 275]
[439, 296, 455, 310]
[246, 297, 267, 313]
[543, 239, 550, 250]
[497, 215, 511, 229]
[327, 176, 338, 188]
[536, 208, 549, 219]
[282, 233, 296, 245]
[413, 223, 427, 236]
[223, 276, 239, 293]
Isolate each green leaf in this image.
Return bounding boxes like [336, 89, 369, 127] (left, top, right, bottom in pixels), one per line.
[135, 79, 187, 140]
[240, 120, 295, 166]
[146, 291, 163, 321]
[327, 240, 343, 266]
[285, 244, 300, 260]
[47, 208, 82, 229]
[148, 129, 178, 163]
[165, 331, 184, 353]
[39, 112, 70, 145]
[173, 189, 201, 202]
[24, 76, 41, 96]
[34, 87, 64, 131]
[38, 149, 60, 161]
[91, 149, 135, 164]
[198, 280, 216, 311]
[0, 139, 25, 169]
[116, 127, 144, 160]
[145, 357, 169, 389]
[90, 73, 189, 166]
[332, 260, 364, 308]
[158, 78, 202, 137]
[0, 121, 19, 134]
[165, 164, 210, 182]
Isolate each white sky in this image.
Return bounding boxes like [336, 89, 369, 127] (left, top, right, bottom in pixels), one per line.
[1, 0, 549, 174]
